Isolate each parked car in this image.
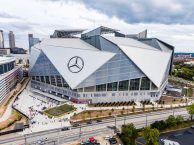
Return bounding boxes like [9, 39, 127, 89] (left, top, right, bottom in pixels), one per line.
[96, 119, 102, 122]
[105, 135, 112, 140]
[87, 121, 92, 124]
[61, 127, 70, 131]
[109, 138, 117, 144]
[191, 125, 194, 129]
[72, 123, 80, 127]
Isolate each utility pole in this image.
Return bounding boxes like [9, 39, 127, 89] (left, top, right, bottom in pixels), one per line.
[146, 113, 148, 127]
[24, 134, 27, 145]
[79, 124, 82, 140]
[114, 116, 117, 134]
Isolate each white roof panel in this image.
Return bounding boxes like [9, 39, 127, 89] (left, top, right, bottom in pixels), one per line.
[40, 38, 98, 51]
[102, 36, 159, 51]
[102, 36, 172, 87]
[41, 45, 115, 89]
[119, 45, 172, 87]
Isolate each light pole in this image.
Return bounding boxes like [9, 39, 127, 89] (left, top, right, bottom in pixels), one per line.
[57, 118, 62, 145]
[79, 124, 82, 140]
[124, 116, 126, 125]
[114, 116, 117, 133]
[146, 113, 148, 127]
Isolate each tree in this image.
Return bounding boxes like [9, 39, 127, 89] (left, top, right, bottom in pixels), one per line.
[176, 115, 184, 125]
[132, 105, 135, 113]
[166, 115, 177, 127]
[151, 120, 166, 131]
[121, 123, 138, 145]
[188, 87, 193, 97]
[143, 126, 160, 145]
[186, 103, 194, 120]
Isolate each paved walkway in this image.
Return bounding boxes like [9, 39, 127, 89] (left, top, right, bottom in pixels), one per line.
[0, 78, 29, 123]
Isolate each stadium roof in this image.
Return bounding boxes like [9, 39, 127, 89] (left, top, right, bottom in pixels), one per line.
[102, 36, 172, 87]
[33, 38, 116, 89]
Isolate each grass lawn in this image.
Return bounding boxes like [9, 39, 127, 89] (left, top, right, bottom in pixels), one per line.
[44, 104, 76, 117]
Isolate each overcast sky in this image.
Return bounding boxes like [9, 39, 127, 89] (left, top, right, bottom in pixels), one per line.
[0, 0, 194, 52]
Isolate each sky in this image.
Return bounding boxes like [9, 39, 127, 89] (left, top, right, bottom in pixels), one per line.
[0, 0, 194, 52]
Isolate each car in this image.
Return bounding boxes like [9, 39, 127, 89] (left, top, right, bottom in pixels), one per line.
[43, 137, 48, 141]
[191, 125, 194, 129]
[109, 138, 117, 144]
[61, 127, 70, 131]
[105, 135, 112, 140]
[87, 121, 92, 124]
[96, 119, 102, 122]
[72, 123, 80, 127]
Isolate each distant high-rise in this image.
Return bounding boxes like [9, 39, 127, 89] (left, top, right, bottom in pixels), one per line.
[28, 33, 40, 53]
[0, 30, 4, 48]
[8, 31, 15, 48]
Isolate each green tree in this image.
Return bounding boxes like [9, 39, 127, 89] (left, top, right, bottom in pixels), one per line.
[132, 105, 135, 113]
[143, 126, 160, 145]
[176, 115, 184, 125]
[121, 123, 138, 145]
[188, 87, 193, 97]
[186, 103, 194, 120]
[166, 115, 177, 127]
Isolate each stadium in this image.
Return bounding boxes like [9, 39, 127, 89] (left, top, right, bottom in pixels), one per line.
[29, 26, 174, 104]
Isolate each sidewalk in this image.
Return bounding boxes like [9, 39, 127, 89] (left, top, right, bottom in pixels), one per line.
[0, 78, 29, 123]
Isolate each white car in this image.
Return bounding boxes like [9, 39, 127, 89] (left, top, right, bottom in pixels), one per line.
[161, 139, 180, 145]
[104, 135, 112, 140]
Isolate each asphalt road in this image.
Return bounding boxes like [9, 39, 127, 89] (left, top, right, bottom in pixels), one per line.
[0, 107, 189, 145]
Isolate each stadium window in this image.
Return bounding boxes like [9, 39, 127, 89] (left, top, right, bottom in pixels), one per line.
[129, 78, 140, 90]
[140, 77, 150, 90]
[118, 80, 129, 91]
[107, 82, 118, 91]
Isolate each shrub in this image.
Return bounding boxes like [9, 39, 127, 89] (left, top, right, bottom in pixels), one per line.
[176, 115, 184, 125]
[166, 115, 177, 127]
[151, 120, 167, 130]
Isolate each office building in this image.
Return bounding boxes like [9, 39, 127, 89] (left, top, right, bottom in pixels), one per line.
[8, 31, 15, 48]
[0, 56, 23, 103]
[28, 34, 40, 53]
[0, 30, 4, 48]
[29, 26, 174, 104]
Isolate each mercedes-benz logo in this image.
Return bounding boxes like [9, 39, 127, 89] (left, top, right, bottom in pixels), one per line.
[67, 56, 84, 73]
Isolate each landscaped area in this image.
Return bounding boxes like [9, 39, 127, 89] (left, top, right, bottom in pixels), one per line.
[0, 109, 22, 131]
[44, 104, 76, 117]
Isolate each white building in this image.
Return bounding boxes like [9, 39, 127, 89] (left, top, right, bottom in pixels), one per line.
[0, 56, 23, 103]
[29, 26, 174, 104]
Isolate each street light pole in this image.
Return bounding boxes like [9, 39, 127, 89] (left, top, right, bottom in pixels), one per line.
[79, 124, 82, 139]
[146, 113, 148, 127]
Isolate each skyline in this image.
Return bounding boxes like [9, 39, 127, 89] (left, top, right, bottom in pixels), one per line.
[0, 0, 194, 52]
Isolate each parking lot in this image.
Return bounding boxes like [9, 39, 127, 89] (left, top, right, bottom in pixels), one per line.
[65, 135, 122, 145]
[136, 127, 194, 145]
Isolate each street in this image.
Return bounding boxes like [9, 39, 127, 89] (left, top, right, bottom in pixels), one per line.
[0, 107, 189, 145]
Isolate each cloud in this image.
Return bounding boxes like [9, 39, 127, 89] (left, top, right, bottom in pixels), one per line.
[0, 0, 193, 52]
[0, 12, 20, 19]
[82, 0, 194, 24]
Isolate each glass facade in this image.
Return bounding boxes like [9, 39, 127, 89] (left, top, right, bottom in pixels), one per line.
[96, 84, 106, 92]
[130, 78, 140, 90]
[78, 52, 145, 88]
[0, 61, 14, 75]
[140, 77, 150, 90]
[119, 80, 129, 91]
[107, 82, 118, 91]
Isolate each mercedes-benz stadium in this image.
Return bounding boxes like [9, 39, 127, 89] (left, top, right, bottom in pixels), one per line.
[29, 26, 174, 104]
